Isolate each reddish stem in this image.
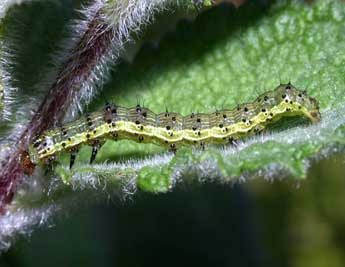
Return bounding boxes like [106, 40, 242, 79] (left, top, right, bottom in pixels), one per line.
[0, 9, 115, 212]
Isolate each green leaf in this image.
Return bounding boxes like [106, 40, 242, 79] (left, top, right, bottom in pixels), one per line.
[2, 0, 345, 252]
[3, 0, 343, 193]
[61, 0, 345, 190]
[137, 165, 172, 193]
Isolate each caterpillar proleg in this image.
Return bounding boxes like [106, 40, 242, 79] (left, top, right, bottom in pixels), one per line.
[27, 83, 320, 172]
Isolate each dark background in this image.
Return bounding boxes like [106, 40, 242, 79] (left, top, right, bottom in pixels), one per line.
[2, 153, 345, 267]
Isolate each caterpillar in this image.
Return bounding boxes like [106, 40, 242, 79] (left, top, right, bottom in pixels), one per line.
[27, 83, 320, 172]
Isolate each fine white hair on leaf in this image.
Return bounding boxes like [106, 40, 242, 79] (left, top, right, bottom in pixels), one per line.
[64, 0, 182, 120]
[0, 0, 35, 20]
[53, 102, 345, 193]
[0, 204, 60, 253]
[0, 39, 18, 123]
[0, 31, 37, 151]
[1, 103, 345, 254]
[1, 0, 193, 134]
[9, 0, 194, 125]
[7, 0, 344, 255]
[0, 0, 200, 216]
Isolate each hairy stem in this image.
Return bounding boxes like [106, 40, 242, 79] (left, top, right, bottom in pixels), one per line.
[0, 4, 112, 212]
[0, 0, 226, 212]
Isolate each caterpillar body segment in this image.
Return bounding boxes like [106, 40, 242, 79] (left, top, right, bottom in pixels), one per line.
[28, 84, 320, 169]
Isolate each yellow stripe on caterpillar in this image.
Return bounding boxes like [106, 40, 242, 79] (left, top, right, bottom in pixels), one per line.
[28, 83, 320, 169]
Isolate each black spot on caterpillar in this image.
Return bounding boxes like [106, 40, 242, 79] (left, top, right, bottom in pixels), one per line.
[27, 83, 320, 170]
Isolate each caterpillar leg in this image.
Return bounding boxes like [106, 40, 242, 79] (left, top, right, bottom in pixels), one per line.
[90, 146, 98, 164]
[44, 156, 56, 175]
[228, 137, 238, 146]
[254, 125, 265, 135]
[169, 143, 177, 154]
[89, 139, 104, 164]
[69, 148, 79, 169]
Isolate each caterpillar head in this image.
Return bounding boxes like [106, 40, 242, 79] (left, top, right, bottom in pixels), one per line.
[280, 83, 321, 123]
[296, 89, 321, 123]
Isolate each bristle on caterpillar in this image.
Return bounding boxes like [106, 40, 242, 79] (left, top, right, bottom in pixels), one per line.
[26, 83, 320, 171]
